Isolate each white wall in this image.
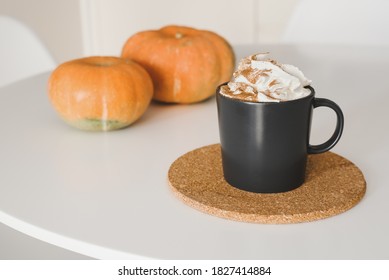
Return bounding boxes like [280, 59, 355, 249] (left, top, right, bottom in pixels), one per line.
[1, 0, 300, 63]
[1, 0, 83, 63]
[81, 0, 299, 56]
[81, 0, 259, 56]
[258, 0, 300, 43]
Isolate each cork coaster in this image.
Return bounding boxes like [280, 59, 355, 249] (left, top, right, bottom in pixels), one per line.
[168, 144, 366, 224]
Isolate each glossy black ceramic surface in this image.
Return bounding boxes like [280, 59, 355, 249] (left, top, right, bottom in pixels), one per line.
[216, 84, 344, 193]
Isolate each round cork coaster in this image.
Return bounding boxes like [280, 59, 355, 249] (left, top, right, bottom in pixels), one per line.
[168, 144, 366, 224]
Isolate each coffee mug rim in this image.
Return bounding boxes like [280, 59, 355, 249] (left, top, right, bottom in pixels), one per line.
[216, 82, 315, 105]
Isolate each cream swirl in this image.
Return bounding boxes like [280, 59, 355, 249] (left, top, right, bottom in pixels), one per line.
[220, 53, 312, 102]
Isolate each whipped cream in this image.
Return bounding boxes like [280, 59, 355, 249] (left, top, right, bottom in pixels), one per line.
[220, 53, 312, 102]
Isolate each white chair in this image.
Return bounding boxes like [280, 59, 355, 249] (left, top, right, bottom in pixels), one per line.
[282, 0, 389, 45]
[0, 15, 56, 88]
[0, 16, 89, 259]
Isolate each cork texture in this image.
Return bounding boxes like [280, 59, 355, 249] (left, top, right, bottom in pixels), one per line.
[168, 144, 366, 224]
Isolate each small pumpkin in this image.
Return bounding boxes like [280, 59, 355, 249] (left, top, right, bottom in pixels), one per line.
[121, 25, 235, 104]
[48, 56, 153, 131]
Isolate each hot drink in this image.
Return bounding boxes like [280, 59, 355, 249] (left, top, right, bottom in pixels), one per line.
[216, 53, 344, 193]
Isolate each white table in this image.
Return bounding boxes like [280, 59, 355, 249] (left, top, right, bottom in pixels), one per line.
[1, 45, 388, 259]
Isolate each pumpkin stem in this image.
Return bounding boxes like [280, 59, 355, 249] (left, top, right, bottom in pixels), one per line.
[175, 32, 184, 39]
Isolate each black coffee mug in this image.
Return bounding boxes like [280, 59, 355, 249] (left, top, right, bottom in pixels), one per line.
[216, 83, 344, 193]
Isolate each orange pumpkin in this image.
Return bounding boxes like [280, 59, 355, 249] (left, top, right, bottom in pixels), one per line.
[48, 56, 153, 131]
[121, 25, 235, 104]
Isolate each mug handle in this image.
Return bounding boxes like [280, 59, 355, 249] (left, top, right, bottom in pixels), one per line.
[308, 98, 344, 154]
